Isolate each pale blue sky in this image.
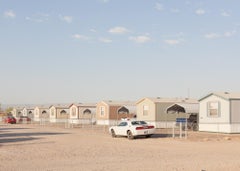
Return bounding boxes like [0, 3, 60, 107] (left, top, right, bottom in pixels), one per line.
[1, 0, 240, 104]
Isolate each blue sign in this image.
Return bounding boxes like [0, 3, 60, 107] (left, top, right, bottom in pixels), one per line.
[176, 118, 187, 123]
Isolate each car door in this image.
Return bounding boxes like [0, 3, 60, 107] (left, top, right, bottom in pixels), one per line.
[116, 122, 128, 136]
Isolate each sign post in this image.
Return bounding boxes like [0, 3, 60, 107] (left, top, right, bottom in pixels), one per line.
[176, 118, 187, 138]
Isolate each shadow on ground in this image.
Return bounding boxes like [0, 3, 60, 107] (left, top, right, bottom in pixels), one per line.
[151, 133, 176, 138]
[0, 131, 69, 144]
[0, 127, 32, 134]
[0, 127, 32, 130]
[153, 133, 188, 138]
[133, 133, 183, 140]
[0, 137, 40, 144]
[0, 132, 69, 138]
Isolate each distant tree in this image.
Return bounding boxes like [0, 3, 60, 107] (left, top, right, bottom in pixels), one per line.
[6, 107, 13, 114]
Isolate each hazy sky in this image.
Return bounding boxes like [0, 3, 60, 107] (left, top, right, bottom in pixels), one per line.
[1, 0, 240, 104]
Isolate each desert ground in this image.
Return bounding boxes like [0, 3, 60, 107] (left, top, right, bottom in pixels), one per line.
[1, 123, 240, 171]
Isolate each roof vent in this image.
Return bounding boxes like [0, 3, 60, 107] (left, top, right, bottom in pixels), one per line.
[224, 92, 229, 94]
[157, 97, 161, 99]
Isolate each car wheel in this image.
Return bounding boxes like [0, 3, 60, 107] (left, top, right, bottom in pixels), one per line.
[111, 129, 116, 138]
[193, 123, 198, 131]
[127, 131, 134, 140]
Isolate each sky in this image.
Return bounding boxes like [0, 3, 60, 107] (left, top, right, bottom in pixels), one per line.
[1, 0, 240, 104]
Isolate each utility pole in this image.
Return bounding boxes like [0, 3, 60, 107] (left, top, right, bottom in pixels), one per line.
[187, 88, 190, 99]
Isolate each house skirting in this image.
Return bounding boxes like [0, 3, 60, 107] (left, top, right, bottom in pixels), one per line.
[68, 118, 96, 124]
[33, 118, 40, 122]
[146, 121, 175, 129]
[97, 119, 120, 126]
[49, 118, 68, 123]
[199, 123, 240, 133]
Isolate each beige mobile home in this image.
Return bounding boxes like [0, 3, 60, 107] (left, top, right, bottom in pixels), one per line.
[69, 103, 96, 124]
[199, 92, 240, 133]
[166, 102, 199, 130]
[22, 107, 34, 119]
[49, 104, 70, 123]
[11, 107, 24, 118]
[96, 100, 136, 125]
[34, 105, 50, 122]
[136, 97, 198, 128]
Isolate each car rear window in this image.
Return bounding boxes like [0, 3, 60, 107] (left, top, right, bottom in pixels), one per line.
[131, 121, 147, 125]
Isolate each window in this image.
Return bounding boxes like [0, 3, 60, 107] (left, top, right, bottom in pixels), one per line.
[143, 105, 149, 116]
[100, 106, 105, 116]
[208, 101, 220, 117]
[131, 121, 147, 125]
[51, 108, 55, 116]
[35, 109, 39, 116]
[71, 107, 77, 116]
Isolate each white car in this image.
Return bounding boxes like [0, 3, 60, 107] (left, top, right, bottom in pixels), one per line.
[109, 120, 155, 140]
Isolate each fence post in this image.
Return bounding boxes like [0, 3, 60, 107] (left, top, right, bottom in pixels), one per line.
[65, 119, 68, 128]
[185, 120, 187, 139]
[180, 122, 182, 138]
[172, 122, 175, 138]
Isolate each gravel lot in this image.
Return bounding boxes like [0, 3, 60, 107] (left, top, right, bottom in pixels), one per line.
[1, 123, 240, 171]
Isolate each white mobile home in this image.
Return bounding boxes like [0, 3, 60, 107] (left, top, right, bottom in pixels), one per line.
[199, 92, 240, 133]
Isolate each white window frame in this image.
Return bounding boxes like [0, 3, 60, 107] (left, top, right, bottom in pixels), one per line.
[100, 106, 105, 117]
[207, 101, 220, 117]
[51, 108, 55, 116]
[143, 105, 149, 116]
[35, 108, 39, 116]
[71, 107, 77, 117]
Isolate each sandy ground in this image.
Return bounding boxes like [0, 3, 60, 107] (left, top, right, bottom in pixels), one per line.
[1, 124, 240, 171]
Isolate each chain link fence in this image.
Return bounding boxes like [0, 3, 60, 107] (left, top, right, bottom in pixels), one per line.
[0, 116, 201, 138]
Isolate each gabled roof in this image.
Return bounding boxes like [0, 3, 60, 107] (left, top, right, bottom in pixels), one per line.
[117, 105, 137, 114]
[22, 106, 35, 110]
[166, 102, 199, 114]
[136, 97, 198, 104]
[69, 103, 96, 108]
[35, 105, 51, 109]
[69, 103, 82, 108]
[199, 92, 240, 101]
[13, 107, 24, 110]
[99, 100, 136, 106]
[49, 104, 70, 109]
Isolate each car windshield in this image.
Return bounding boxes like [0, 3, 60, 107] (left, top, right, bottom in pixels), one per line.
[131, 121, 147, 125]
[118, 122, 128, 126]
